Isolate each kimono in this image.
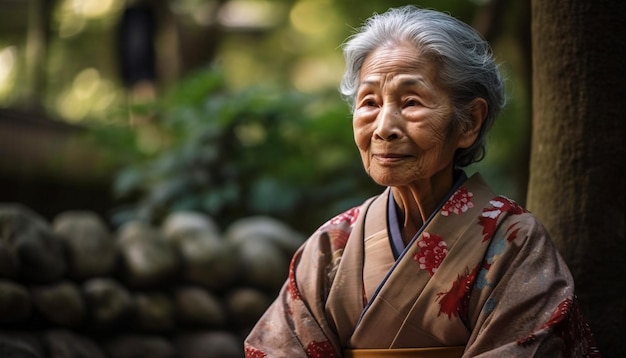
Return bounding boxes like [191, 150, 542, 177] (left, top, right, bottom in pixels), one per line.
[244, 173, 600, 357]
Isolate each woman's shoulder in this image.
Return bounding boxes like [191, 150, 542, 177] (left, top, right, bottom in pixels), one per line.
[481, 197, 564, 263]
[301, 194, 382, 255]
[474, 194, 555, 247]
[318, 193, 381, 232]
[318, 205, 362, 233]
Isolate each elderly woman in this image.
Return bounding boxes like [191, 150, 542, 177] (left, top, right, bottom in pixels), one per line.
[245, 6, 599, 358]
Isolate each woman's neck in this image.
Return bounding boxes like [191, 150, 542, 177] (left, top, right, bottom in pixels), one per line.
[390, 172, 456, 244]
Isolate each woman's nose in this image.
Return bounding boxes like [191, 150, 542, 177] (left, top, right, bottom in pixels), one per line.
[373, 105, 402, 141]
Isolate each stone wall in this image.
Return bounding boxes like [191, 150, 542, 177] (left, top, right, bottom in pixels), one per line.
[0, 204, 305, 358]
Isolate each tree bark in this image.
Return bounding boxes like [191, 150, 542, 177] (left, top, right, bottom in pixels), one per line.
[529, 0, 626, 356]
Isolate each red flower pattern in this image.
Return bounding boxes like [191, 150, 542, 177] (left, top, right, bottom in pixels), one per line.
[320, 206, 360, 252]
[518, 298, 601, 357]
[306, 340, 339, 358]
[478, 196, 527, 242]
[504, 222, 522, 243]
[287, 253, 301, 301]
[441, 186, 474, 216]
[436, 265, 479, 319]
[244, 346, 267, 358]
[325, 206, 360, 228]
[413, 232, 448, 276]
[328, 230, 350, 252]
[287, 207, 360, 305]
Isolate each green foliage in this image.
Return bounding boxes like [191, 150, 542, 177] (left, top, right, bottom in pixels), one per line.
[111, 67, 379, 233]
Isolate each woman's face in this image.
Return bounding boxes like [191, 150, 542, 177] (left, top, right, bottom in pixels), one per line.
[353, 43, 470, 188]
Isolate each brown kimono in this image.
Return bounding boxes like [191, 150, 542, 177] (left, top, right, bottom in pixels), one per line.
[245, 174, 600, 357]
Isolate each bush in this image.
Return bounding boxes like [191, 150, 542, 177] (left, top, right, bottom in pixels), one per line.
[109, 68, 379, 233]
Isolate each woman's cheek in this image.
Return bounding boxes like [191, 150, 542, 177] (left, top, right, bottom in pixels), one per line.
[353, 127, 370, 151]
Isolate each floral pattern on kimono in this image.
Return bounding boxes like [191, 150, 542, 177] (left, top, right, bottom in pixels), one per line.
[244, 173, 600, 358]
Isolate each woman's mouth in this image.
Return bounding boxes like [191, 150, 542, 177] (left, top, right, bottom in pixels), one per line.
[372, 153, 410, 164]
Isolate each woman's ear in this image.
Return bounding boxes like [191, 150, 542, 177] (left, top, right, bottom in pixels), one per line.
[458, 98, 488, 149]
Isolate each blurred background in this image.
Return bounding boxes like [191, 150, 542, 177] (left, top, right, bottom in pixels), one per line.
[0, 0, 530, 234]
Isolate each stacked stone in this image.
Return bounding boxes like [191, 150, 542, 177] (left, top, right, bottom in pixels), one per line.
[0, 204, 305, 358]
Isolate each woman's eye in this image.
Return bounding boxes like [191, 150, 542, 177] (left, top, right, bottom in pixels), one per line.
[405, 99, 420, 107]
[360, 97, 378, 107]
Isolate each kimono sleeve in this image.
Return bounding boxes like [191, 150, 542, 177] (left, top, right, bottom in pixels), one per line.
[463, 213, 600, 357]
[244, 229, 344, 358]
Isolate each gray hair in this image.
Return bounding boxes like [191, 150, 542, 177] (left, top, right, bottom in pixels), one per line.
[339, 6, 505, 167]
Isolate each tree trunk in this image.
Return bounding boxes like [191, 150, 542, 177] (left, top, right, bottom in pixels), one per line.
[23, 0, 52, 109]
[529, 0, 626, 356]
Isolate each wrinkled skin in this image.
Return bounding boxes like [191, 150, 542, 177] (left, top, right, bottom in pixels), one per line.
[352, 42, 487, 242]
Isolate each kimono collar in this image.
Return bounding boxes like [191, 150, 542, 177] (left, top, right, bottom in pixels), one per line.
[387, 170, 468, 259]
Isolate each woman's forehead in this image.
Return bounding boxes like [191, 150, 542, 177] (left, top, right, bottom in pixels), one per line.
[359, 44, 439, 85]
